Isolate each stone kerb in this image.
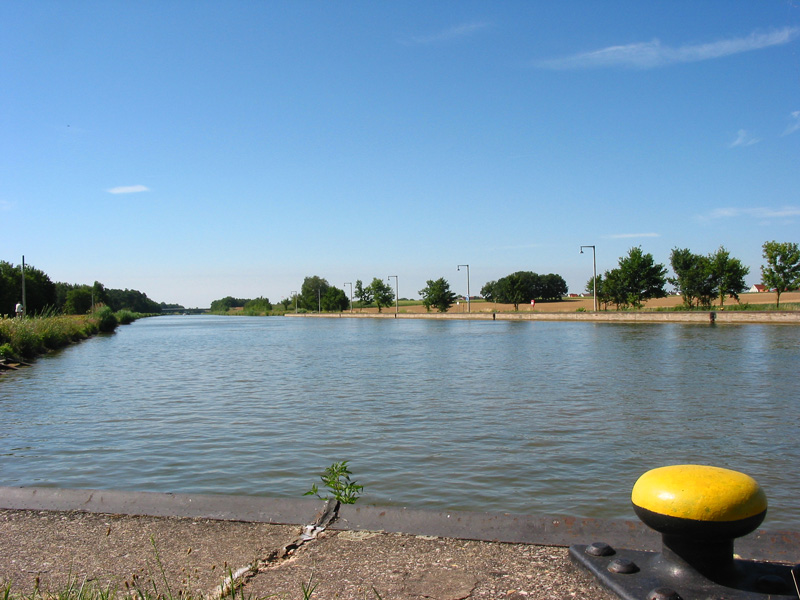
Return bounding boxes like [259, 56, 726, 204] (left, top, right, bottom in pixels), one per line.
[286, 311, 800, 324]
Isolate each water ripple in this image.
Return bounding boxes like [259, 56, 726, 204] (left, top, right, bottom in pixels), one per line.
[0, 316, 798, 529]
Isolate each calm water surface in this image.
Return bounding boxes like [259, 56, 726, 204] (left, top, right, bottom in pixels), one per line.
[1, 316, 798, 529]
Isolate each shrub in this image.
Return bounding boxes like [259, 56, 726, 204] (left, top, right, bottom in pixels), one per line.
[93, 306, 118, 332]
[115, 309, 136, 325]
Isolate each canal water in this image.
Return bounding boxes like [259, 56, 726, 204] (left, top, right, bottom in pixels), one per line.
[1, 316, 797, 530]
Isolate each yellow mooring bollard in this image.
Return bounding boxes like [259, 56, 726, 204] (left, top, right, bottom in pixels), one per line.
[569, 464, 798, 600]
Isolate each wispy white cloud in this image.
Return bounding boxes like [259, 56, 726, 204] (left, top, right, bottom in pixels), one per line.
[604, 233, 661, 239]
[107, 185, 150, 194]
[729, 129, 760, 148]
[536, 27, 800, 70]
[405, 22, 490, 45]
[782, 111, 800, 136]
[701, 206, 800, 220]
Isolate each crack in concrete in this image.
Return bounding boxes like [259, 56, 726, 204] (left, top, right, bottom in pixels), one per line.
[209, 499, 339, 599]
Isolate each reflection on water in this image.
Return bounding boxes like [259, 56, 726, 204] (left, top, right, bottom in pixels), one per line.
[0, 316, 797, 529]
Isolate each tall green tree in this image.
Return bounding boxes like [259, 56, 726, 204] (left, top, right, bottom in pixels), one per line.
[106, 287, 160, 313]
[300, 276, 330, 311]
[367, 277, 394, 312]
[321, 286, 349, 312]
[91, 281, 109, 308]
[419, 277, 457, 312]
[0, 260, 57, 316]
[354, 279, 373, 308]
[497, 271, 538, 310]
[480, 280, 498, 302]
[607, 247, 668, 309]
[670, 248, 715, 308]
[29, 266, 58, 313]
[64, 286, 93, 314]
[54, 282, 77, 311]
[709, 246, 749, 307]
[540, 273, 568, 301]
[601, 267, 629, 309]
[761, 241, 800, 308]
[0, 261, 19, 316]
[585, 274, 612, 310]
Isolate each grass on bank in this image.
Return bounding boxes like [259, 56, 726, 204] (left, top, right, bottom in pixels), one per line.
[651, 301, 800, 312]
[0, 308, 151, 363]
[0, 578, 382, 600]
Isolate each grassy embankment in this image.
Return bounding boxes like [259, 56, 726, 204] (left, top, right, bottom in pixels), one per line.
[0, 308, 151, 365]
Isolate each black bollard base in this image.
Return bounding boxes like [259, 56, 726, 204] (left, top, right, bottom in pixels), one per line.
[569, 543, 796, 600]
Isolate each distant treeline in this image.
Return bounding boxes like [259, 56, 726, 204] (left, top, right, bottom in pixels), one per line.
[0, 260, 178, 316]
[209, 296, 276, 314]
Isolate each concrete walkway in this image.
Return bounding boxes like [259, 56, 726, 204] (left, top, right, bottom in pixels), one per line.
[1, 488, 797, 600]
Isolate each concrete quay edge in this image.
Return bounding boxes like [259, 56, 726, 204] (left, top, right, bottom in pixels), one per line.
[1, 486, 797, 562]
[286, 311, 800, 324]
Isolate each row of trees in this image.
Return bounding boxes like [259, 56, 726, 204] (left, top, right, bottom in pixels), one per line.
[669, 247, 749, 309]
[586, 241, 800, 310]
[296, 276, 352, 312]
[287, 276, 399, 313]
[295, 272, 570, 314]
[0, 260, 165, 316]
[209, 296, 275, 314]
[585, 247, 670, 310]
[585, 246, 744, 310]
[295, 275, 460, 313]
[480, 272, 568, 310]
[239, 242, 800, 316]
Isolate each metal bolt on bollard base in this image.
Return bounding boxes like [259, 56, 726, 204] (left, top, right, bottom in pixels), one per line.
[570, 464, 799, 600]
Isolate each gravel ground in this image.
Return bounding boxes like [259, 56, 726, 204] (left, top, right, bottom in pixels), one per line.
[0, 509, 613, 599]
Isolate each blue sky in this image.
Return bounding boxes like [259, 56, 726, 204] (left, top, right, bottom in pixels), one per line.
[2, 1, 799, 307]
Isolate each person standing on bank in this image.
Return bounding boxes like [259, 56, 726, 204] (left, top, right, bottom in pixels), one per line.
[15, 302, 23, 317]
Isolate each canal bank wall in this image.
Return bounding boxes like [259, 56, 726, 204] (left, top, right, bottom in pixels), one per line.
[286, 310, 800, 324]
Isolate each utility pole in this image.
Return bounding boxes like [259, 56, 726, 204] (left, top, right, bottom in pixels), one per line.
[344, 282, 353, 313]
[458, 264, 470, 313]
[580, 245, 598, 312]
[387, 276, 398, 315]
[21, 255, 27, 316]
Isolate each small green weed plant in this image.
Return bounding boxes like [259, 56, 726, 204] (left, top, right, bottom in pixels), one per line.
[304, 461, 363, 504]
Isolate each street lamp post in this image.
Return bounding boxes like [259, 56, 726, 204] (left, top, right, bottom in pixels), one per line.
[344, 282, 353, 313]
[457, 264, 470, 313]
[387, 275, 398, 315]
[291, 291, 297, 313]
[580, 245, 598, 312]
